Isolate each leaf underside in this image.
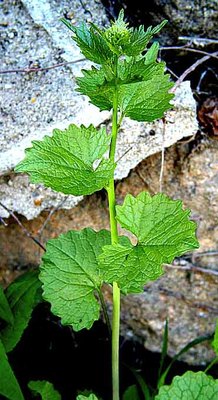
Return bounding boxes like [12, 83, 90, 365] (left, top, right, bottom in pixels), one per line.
[15, 124, 114, 196]
[155, 371, 218, 400]
[99, 192, 199, 293]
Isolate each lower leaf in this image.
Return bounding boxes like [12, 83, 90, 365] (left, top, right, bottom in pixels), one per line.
[28, 380, 61, 400]
[155, 371, 218, 400]
[1, 270, 42, 352]
[0, 339, 24, 400]
[39, 228, 112, 331]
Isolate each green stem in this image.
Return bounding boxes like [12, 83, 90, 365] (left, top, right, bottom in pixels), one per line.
[107, 55, 120, 400]
[112, 281, 120, 400]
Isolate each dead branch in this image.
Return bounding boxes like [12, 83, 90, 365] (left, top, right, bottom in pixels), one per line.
[178, 36, 218, 46]
[171, 51, 218, 93]
[165, 262, 218, 277]
[0, 202, 46, 251]
[160, 46, 218, 59]
[0, 58, 86, 75]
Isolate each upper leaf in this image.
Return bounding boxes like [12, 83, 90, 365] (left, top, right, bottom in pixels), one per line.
[15, 124, 115, 196]
[77, 67, 114, 111]
[155, 371, 218, 400]
[62, 9, 173, 122]
[28, 380, 61, 400]
[123, 20, 167, 57]
[61, 18, 114, 65]
[39, 228, 112, 331]
[77, 59, 173, 120]
[0, 285, 14, 325]
[0, 270, 42, 353]
[118, 71, 173, 121]
[99, 192, 199, 293]
[0, 339, 24, 400]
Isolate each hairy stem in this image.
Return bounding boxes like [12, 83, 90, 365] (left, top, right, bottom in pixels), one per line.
[107, 56, 120, 400]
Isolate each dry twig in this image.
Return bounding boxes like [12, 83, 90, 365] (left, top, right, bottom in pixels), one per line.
[0, 202, 46, 251]
[171, 51, 218, 93]
[0, 58, 85, 75]
[165, 262, 218, 277]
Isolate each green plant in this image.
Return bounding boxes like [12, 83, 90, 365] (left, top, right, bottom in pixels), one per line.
[6, 9, 215, 400]
[122, 320, 216, 399]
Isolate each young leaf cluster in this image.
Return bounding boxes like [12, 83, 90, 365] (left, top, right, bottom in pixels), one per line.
[66, 10, 174, 122]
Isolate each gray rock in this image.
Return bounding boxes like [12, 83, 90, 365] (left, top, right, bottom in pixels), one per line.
[0, 81, 198, 218]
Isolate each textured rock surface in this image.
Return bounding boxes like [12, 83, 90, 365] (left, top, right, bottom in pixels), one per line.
[0, 1, 198, 218]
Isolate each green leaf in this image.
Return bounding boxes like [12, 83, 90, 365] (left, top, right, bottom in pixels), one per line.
[103, 9, 131, 56]
[28, 380, 61, 400]
[155, 371, 218, 400]
[0, 339, 24, 400]
[122, 385, 141, 400]
[77, 394, 99, 400]
[61, 18, 114, 64]
[1, 270, 42, 352]
[77, 67, 114, 111]
[77, 59, 173, 120]
[145, 42, 160, 64]
[123, 20, 167, 57]
[99, 192, 199, 293]
[212, 319, 218, 355]
[15, 124, 115, 196]
[0, 285, 14, 325]
[39, 229, 112, 331]
[118, 73, 173, 121]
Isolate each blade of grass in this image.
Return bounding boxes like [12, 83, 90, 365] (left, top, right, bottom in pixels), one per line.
[158, 334, 213, 388]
